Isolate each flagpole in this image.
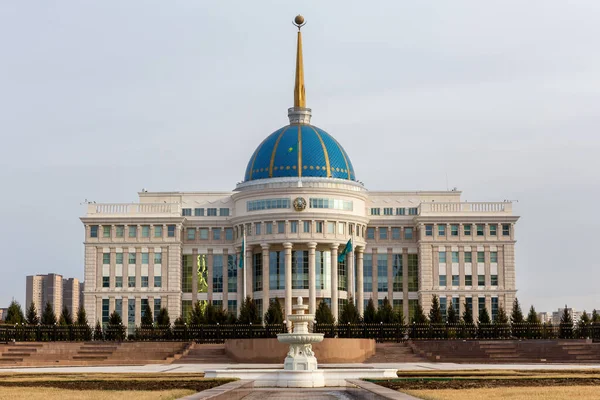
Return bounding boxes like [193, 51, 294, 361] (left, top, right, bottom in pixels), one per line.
[243, 229, 247, 301]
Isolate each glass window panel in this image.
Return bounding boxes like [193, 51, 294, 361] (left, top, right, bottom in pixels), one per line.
[377, 254, 387, 292]
[213, 255, 223, 293]
[154, 226, 163, 238]
[404, 227, 413, 240]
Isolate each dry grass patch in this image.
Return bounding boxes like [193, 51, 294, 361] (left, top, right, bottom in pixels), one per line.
[404, 386, 600, 400]
[0, 387, 195, 400]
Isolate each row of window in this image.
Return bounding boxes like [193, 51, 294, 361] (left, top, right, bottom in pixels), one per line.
[370, 207, 418, 216]
[242, 220, 348, 236]
[182, 208, 230, 217]
[103, 252, 162, 265]
[439, 297, 500, 322]
[363, 253, 419, 292]
[90, 225, 176, 239]
[103, 298, 162, 326]
[366, 227, 414, 240]
[309, 198, 353, 211]
[186, 227, 234, 241]
[247, 198, 290, 211]
[181, 299, 238, 319]
[439, 274, 498, 287]
[181, 254, 238, 294]
[438, 251, 498, 263]
[102, 276, 162, 288]
[425, 223, 511, 237]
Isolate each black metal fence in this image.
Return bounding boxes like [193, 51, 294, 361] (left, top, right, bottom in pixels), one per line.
[2, 322, 599, 343]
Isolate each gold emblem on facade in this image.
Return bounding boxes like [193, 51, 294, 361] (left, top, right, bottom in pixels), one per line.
[293, 197, 307, 211]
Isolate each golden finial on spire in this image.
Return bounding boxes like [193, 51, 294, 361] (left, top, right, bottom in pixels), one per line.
[293, 15, 306, 108]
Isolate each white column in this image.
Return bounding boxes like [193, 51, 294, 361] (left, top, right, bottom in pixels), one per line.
[348, 246, 355, 304]
[261, 243, 270, 318]
[284, 242, 293, 329]
[330, 243, 339, 320]
[308, 242, 317, 315]
[356, 246, 364, 315]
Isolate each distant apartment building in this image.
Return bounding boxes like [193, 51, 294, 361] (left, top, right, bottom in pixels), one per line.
[552, 308, 583, 326]
[62, 278, 81, 317]
[0, 308, 7, 321]
[537, 312, 550, 324]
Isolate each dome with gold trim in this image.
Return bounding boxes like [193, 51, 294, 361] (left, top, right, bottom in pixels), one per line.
[244, 124, 356, 182]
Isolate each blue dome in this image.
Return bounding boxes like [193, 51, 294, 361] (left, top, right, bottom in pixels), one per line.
[244, 124, 356, 182]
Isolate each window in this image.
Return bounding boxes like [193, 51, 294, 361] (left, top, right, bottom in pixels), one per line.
[103, 253, 110, 265]
[154, 253, 162, 264]
[142, 225, 150, 238]
[141, 252, 149, 264]
[154, 299, 161, 322]
[115, 276, 123, 288]
[452, 251, 459, 263]
[408, 207, 418, 215]
[187, 228, 195, 240]
[440, 297, 447, 321]
[327, 222, 335, 234]
[452, 275, 459, 286]
[292, 250, 308, 289]
[128, 252, 136, 264]
[220, 208, 229, 217]
[408, 299, 419, 321]
[377, 254, 387, 292]
[141, 299, 149, 320]
[214, 255, 224, 293]
[128, 276, 136, 288]
[252, 254, 262, 292]
[451, 225, 458, 236]
[116, 225, 124, 238]
[199, 228, 209, 240]
[277, 221, 285, 234]
[338, 258, 347, 291]
[316, 222, 323, 233]
[393, 254, 403, 291]
[225, 228, 233, 240]
[213, 229, 221, 240]
[477, 251, 485, 263]
[491, 297, 499, 321]
[154, 225, 163, 238]
[181, 255, 193, 292]
[464, 224, 471, 236]
[154, 276, 161, 287]
[384, 207, 393, 215]
[363, 254, 373, 292]
[476, 224, 484, 236]
[194, 208, 204, 216]
[315, 250, 331, 290]
[439, 275, 446, 287]
[439, 251, 447, 263]
[116, 253, 123, 264]
[102, 299, 109, 324]
[90, 225, 98, 238]
[490, 225, 497, 236]
[490, 251, 498, 263]
[438, 225, 446, 236]
[396, 208, 406, 216]
[478, 274, 485, 286]
[141, 276, 148, 288]
[269, 251, 285, 290]
[128, 226, 137, 238]
[167, 225, 176, 237]
[425, 225, 433, 236]
[466, 297, 473, 315]
[266, 222, 273, 234]
[491, 275, 498, 286]
[465, 275, 472, 286]
[370, 208, 381, 216]
[478, 297, 486, 319]
[103, 226, 111, 238]
[407, 254, 419, 291]
[228, 255, 237, 292]
[290, 221, 298, 233]
[404, 227, 413, 240]
[502, 224, 510, 236]
[367, 228, 375, 239]
[207, 208, 217, 216]
[337, 223, 345, 235]
[464, 252, 472, 263]
[228, 300, 237, 316]
[255, 223, 261, 235]
[102, 276, 109, 288]
[392, 228, 400, 240]
[182, 208, 192, 216]
[303, 221, 311, 233]
[309, 198, 353, 211]
[247, 198, 291, 211]
[379, 228, 388, 240]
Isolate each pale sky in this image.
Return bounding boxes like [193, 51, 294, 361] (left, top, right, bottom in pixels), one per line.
[1, 1, 598, 314]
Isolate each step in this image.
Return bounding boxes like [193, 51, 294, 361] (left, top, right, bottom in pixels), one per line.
[72, 356, 109, 361]
[6, 348, 38, 353]
[2, 352, 33, 357]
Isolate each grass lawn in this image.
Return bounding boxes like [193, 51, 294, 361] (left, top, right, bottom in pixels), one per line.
[404, 386, 600, 400]
[0, 387, 194, 400]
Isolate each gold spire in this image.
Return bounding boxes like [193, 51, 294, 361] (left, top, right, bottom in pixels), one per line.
[293, 15, 306, 108]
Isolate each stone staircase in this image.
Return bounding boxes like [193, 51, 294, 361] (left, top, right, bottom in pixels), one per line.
[365, 342, 425, 363]
[174, 343, 234, 364]
[72, 342, 118, 362]
[0, 343, 43, 365]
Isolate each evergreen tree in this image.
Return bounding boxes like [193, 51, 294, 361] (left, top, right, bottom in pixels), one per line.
[315, 301, 335, 324]
[377, 297, 395, 323]
[592, 309, 600, 324]
[59, 305, 73, 326]
[226, 312, 238, 324]
[363, 298, 377, 323]
[141, 302, 153, 326]
[338, 297, 361, 325]
[204, 303, 217, 324]
[264, 298, 284, 325]
[156, 307, 171, 326]
[108, 310, 122, 325]
[174, 316, 186, 326]
[447, 303, 458, 324]
[41, 302, 57, 325]
[462, 301, 473, 324]
[526, 305, 540, 324]
[188, 301, 205, 325]
[429, 295, 443, 324]
[76, 305, 88, 325]
[510, 298, 524, 324]
[559, 305, 573, 339]
[214, 306, 228, 324]
[577, 311, 590, 338]
[5, 300, 25, 324]
[494, 306, 509, 324]
[94, 320, 103, 340]
[411, 302, 428, 324]
[238, 297, 261, 324]
[396, 307, 405, 325]
[478, 307, 491, 324]
[26, 302, 39, 325]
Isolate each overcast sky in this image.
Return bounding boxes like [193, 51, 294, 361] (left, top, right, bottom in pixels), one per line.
[1, 1, 598, 314]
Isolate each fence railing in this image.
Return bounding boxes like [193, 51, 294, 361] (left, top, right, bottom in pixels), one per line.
[1, 322, 599, 342]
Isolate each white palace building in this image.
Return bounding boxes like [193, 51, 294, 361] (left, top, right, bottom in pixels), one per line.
[81, 17, 519, 328]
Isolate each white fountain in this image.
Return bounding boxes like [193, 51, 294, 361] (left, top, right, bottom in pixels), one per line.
[205, 297, 397, 387]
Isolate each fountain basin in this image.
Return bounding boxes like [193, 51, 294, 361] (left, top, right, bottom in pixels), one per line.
[277, 333, 324, 345]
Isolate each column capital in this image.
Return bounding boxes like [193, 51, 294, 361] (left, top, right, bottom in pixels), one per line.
[260, 243, 270, 251]
[307, 242, 317, 249]
[283, 242, 293, 250]
[330, 243, 339, 250]
[355, 245, 365, 254]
